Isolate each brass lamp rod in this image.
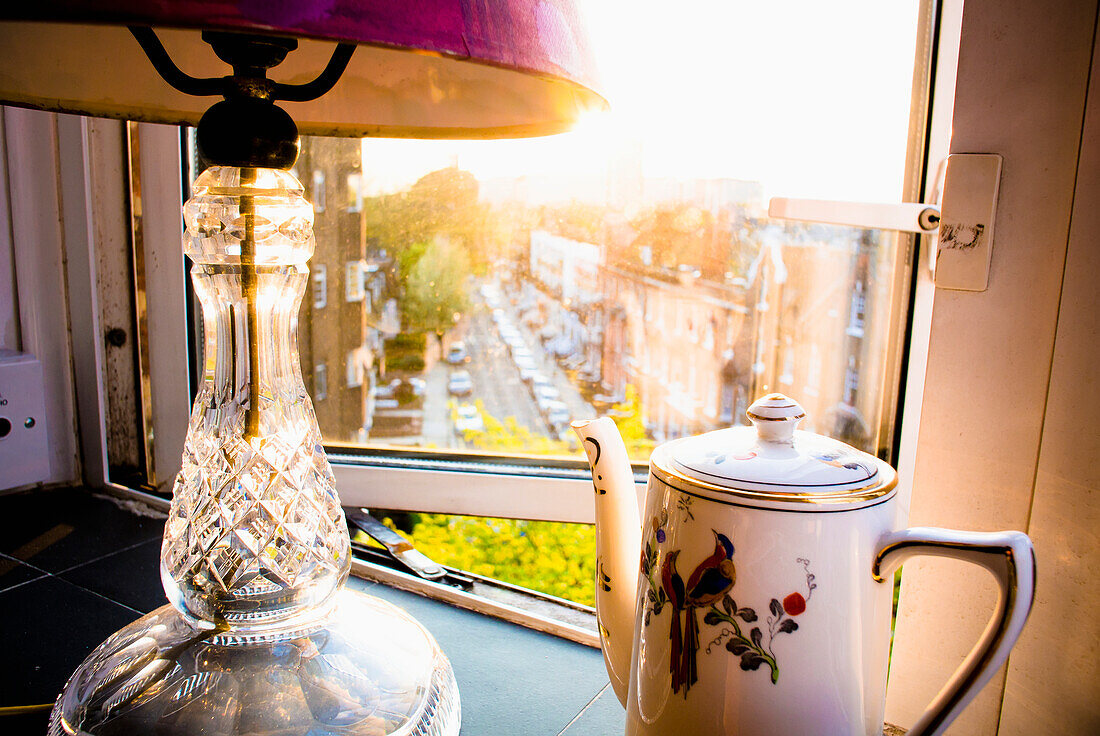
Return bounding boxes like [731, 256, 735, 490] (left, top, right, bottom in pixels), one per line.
[239, 167, 261, 437]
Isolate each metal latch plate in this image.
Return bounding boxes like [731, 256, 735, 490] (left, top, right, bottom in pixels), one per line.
[934, 153, 1003, 291]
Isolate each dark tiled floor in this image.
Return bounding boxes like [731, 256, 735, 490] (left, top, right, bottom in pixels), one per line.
[0, 487, 624, 735]
[0, 489, 164, 734]
[0, 552, 48, 591]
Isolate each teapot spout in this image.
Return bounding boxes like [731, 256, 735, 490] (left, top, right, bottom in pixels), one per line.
[572, 417, 640, 707]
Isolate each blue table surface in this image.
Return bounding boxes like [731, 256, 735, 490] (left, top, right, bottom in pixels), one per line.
[358, 577, 625, 735]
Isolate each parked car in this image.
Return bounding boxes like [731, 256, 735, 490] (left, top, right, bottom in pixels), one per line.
[526, 371, 551, 387]
[453, 403, 484, 433]
[446, 341, 470, 365]
[592, 392, 626, 411]
[373, 378, 402, 400]
[533, 384, 561, 410]
[559, 354, 586, 370]
[556, 426, 581, 450]
[519, 365, 540, 382]
[544, 400, 571, 431]
[374, 378, 422, 404]
[447, 370, 473, 396]
[576, 368, 601, 385]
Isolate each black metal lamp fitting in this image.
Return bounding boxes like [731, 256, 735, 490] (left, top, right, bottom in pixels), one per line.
[129, 27, 354, 169]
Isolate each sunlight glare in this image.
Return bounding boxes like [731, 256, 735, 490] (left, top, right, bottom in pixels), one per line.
[360, 1, 921, 204]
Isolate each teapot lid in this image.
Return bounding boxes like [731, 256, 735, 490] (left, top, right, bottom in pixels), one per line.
[655, 394, 896, 510]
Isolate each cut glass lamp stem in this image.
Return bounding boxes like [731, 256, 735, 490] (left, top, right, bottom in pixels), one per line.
[50, 165, 460, 735]
[163, 165, 350, 629]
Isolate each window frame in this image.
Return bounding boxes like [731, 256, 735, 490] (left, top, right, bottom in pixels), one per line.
[71, 0, 946, 527]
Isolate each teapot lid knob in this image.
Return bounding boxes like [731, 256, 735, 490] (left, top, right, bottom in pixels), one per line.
[746, 393, 806, 444]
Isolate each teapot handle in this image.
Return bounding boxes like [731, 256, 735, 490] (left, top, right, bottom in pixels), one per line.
[872, 527, 1035, 736]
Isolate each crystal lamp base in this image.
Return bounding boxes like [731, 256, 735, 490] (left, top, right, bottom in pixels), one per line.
[49, 589, 460, 736]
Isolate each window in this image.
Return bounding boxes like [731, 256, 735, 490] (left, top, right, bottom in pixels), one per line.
[21, 4, 1098, 730]
[805, 343, 822, 398]
[346, 348, 364, 388]
[312, 264, 327, 309]
[779, 339, 795, 387]
[312, 170, 326, 212]
[345, 261, 364, 302]
[846, 280, 866, 338]
[347, 172, 363, 212]
[314, 363, 328, 400]
[175, 2, 933, 606]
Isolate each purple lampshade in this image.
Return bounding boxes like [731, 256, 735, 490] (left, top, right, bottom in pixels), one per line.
[0, 0, 606, 138]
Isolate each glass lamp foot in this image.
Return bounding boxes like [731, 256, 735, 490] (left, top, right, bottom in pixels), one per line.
[49, 589, 460, 736]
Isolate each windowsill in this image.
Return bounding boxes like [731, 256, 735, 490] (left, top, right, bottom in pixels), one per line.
[0, 486, 908, 735]
[0, 486, 618, 734]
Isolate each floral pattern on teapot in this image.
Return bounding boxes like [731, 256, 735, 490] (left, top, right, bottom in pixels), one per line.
[640, 516, 817, 693]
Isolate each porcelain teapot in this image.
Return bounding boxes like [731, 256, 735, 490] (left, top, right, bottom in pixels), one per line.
[573, 393, 1034, 736]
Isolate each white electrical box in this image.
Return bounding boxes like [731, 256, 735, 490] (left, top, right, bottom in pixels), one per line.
[0, 350, 50, 490]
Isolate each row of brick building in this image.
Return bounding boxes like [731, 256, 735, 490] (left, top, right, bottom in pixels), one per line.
[291, 135, 897, 454]
[529, 223, 895, 454]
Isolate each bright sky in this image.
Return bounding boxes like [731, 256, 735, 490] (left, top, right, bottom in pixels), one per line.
[360, 0, 921, 205]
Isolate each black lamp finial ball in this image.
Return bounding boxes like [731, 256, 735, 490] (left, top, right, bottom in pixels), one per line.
[197, 98, 300, 170]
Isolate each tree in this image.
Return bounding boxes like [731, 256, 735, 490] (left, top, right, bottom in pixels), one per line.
[538, 201, 606, 243]
[363, 166, 501, 275]
[401, 237, 470, 340]
[627, 204, 734, 280]
[612, 384, 656, 460]
[390, 514, 597, 605]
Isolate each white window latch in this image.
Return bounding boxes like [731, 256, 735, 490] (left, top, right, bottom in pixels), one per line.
[767, 153, 1003, 292]
[767, 197, 940, 234]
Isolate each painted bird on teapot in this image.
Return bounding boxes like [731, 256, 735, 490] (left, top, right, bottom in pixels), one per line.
[639, 519, 814, 694]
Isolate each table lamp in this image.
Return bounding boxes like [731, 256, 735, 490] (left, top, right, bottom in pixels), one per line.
[0, 3, 604, 734]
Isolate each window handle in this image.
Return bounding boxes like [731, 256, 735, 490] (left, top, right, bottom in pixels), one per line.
[767, 198, 940, 234]
[346, 508, 448, 581]
[769, 155, 1002, 291]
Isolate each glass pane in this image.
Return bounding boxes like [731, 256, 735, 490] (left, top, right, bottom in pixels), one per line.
[183, 1, 926, 604]
[356, 514, 596, 607]
[296, 1, 922, 463]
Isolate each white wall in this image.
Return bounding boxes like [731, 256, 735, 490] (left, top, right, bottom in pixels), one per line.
[886, 0, 1100, 733]
[0, 113, 19, 351]
[997, 20, 1100, 733]
[0, 111, 186, 491]
[1, 108, 80, 485]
